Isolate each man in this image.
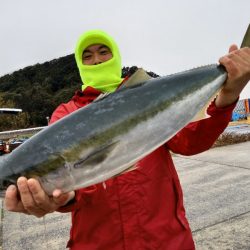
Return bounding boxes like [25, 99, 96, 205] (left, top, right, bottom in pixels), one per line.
[4, 29, 250, 249]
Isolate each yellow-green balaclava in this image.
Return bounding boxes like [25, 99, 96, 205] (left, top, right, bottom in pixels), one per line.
[75, 29, 124, 93]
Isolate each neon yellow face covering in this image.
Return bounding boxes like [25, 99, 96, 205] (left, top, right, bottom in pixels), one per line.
[75, 30, 124, 93]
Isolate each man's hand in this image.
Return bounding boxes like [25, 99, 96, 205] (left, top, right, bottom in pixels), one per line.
[215, 45, 250, 108]
[4, 177, 75, 218]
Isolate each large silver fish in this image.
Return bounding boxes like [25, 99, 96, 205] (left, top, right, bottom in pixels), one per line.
[0, 24, 249, 196]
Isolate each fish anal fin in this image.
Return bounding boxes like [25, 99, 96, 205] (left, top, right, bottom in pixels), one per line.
[191, 89, 220, 122]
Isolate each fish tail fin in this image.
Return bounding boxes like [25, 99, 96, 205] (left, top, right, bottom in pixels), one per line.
[241, 24, 250, 48]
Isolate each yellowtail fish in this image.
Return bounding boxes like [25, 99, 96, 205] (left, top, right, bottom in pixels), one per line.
[0, 24, 249, 195]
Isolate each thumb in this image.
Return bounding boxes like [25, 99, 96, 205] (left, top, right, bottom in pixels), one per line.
[53, 190, 75, 206]
[229, 44, 238, 53]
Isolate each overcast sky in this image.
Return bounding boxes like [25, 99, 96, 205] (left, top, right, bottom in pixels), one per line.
[1, 0, 249, 99]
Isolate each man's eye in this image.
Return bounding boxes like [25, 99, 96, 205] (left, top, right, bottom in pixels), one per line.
[100, 49, 110, 55]
[83, 54, 91, 60]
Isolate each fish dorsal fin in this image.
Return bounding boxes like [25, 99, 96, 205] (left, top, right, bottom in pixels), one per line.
[93, 68, 152, 103]
[93, 92, 110, 102]
[122, 68, 152, 88]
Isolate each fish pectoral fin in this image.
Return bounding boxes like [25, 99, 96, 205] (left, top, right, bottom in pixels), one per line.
[74, 141, 118, 168]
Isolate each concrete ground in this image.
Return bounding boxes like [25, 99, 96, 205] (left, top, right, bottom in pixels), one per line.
[174, 141, 250, 250]
[0, 141, 249, 249]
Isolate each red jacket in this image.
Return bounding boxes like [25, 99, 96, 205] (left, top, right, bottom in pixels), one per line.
[51, 86, 235, 250]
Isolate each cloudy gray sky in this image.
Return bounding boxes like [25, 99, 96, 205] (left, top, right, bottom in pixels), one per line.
[1, 0, 249, 99]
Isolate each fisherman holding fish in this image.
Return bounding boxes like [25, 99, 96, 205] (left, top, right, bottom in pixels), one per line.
[4, 29, 250, 249]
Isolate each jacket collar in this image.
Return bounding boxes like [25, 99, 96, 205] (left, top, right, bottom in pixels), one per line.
[72, 76, 129, 106]
[72, 87, 101, 106]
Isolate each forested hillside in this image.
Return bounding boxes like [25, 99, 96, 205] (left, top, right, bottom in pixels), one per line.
[0, 54, 158, 131]
[0, 54, 80, 130]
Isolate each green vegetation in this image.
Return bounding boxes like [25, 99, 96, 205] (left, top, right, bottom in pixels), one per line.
[0, 54, 80, 130]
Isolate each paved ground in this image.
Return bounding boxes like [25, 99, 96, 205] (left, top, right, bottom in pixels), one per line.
[0, 141, 249, 249]
[174, 141, 250, 250]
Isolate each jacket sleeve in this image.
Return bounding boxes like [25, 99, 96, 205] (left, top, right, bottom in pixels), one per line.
[165, 99, 237, 155]
[49, 104, 70, 124]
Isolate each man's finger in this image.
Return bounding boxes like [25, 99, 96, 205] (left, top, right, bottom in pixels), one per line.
[17, 177, 45, 215]
[27, 178, 56, 212]
[4, 185, 24, 211]
[53, 190, 75, 207]
[229, 44, 238, 53]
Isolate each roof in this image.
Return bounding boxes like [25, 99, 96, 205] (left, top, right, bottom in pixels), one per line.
[0, 108, 22, 114]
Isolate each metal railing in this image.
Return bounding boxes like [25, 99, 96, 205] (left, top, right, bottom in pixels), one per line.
[0, 127, 46, 140]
